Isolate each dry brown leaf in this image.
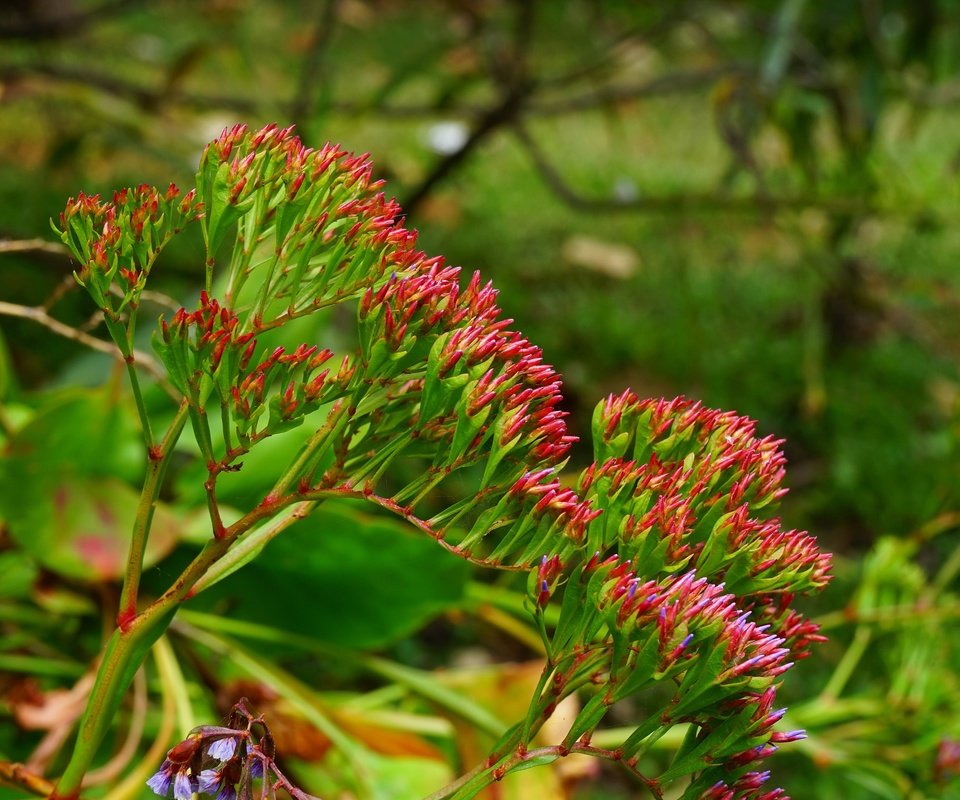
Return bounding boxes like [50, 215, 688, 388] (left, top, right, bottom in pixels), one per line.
[562, 235, 639, 279]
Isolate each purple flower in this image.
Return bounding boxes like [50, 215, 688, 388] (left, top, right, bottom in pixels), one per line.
[213, 781, 237, 800]
[207, 736, 237, 761]
[197, 768, 237, 800]
[198, 770, 222, 795]
[173, 770, 195, 800]
[146, 760, 175, 797]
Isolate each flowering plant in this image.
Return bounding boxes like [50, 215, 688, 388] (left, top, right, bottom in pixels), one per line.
[40, 124, 829, 800]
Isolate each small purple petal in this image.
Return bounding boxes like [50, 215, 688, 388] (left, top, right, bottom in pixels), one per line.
[173, 770, 195, 800]
[215, 783, 237, 800]
[207, 736, 237, 761]
[198, 769, 221, 795]
[146, 762, 174, 797]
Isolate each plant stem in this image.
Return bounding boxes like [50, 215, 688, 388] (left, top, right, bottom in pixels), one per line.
[52, 613, 169, 799]
[819, 624, 872, 701]
[102, 638, 180, 800]
[117, 402, 189, 627]
[428, 741, 664, 800]
[53, 490, 312, 797]
[267, 400, 349, 498]
[102, 315, 154, 449]
[191, 500, 317, 593]
[420, 760, 491, 800]
[0, 300, 172, 391]
[188, 405, 226, 537]
[124, 360, 154, 448]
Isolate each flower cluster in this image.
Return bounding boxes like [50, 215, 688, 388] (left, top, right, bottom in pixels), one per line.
[504, 395, 831, 797]
[701, 773, 788, 800]
[146, 700, 317, 800]
[515, 553, 812, 798]
[195, 123, 419, 321]
[155, 290, 350, 446]
[188, 128, 592, 567]
[574, 393, 831, 645]
[140, 125, 590, 570]
[58, 183, 201, 318]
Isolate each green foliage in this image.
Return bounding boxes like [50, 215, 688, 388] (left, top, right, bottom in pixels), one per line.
[21, 123, 829, 800]
[1, 5, 960, 800]
[193, 503, 472, 650]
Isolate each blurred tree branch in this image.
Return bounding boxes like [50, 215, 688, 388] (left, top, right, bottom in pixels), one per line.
[290, 0, 340, 139]
[0, 0, 146, 41]
[1, 0, 957, 224]
[510, 121, 874, 216]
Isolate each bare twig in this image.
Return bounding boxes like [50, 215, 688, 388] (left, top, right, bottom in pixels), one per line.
[401, 0, 536, 216]
[531, 66, 746, 113]
[401, 85, 529, 217]
[0, 238, 69, 256]
[0, 761, 53, 797]
[41, 275, 80, 313]
[0, 300, 174, 393]
[0, 58, 742, 119]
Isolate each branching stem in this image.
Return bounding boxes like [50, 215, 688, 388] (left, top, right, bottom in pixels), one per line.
[117, 401, 190, 628]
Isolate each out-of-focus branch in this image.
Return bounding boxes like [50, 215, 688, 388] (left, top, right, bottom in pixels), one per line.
[0, 762, 53, 797]
[400, 84, 529, 217]
[0, 60, 745, 119]
[532, 66, 746, 113]
[0, 300, 172, 391]
[0, 238, 68, 256]
[290, 0, 340, 138]
[401, 0, 536, 216]
[511, 120, 875, 216]
[0, 0, 146, 41]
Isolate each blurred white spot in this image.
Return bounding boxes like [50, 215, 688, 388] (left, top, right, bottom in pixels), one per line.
[425, 121, 469, 155]
[613, 176, 639, 202]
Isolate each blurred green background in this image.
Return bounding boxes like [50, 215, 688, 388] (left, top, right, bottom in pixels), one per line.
[1, 1, 960, 798]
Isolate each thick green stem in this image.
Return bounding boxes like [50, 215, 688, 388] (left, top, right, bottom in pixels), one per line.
[117, 402, 189, 627]
[53, 490, 312, 797]
[52, 610, 173, 799]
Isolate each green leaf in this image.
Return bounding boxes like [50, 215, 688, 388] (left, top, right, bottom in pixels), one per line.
[188, 501, 471, 648]
[0, 551, 38, 598]
[293, 751, 453, 800]
[2, 476, 179, 582]
[0, 388, 179, 581]
[0, 388, 143, 481]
